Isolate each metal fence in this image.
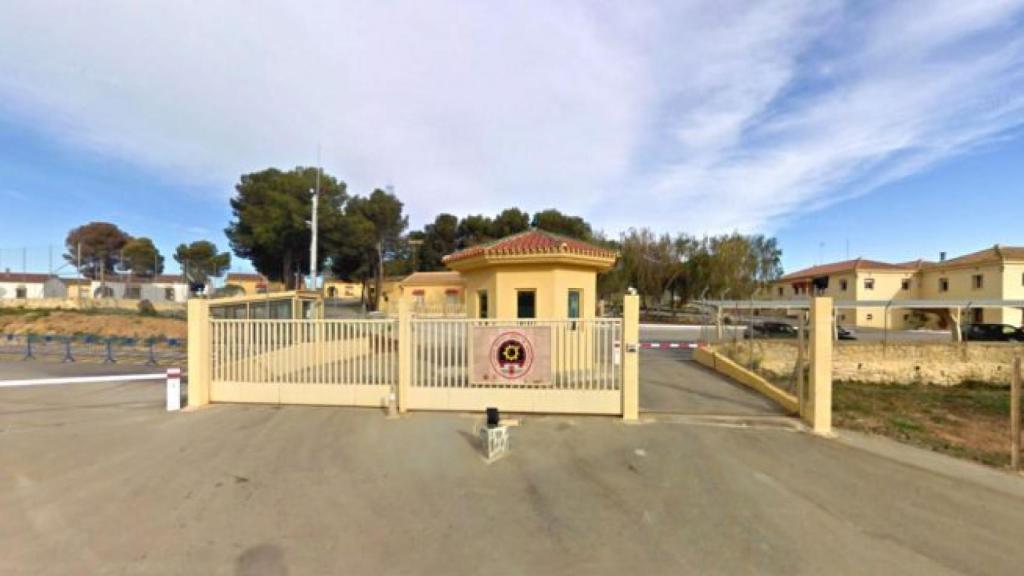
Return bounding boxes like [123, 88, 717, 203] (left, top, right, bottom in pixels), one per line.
[0, 333, 185, 365]
[210, 319, 397, 386]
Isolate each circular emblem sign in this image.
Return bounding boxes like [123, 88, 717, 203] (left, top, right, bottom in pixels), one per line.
[489, 331, 535, 380]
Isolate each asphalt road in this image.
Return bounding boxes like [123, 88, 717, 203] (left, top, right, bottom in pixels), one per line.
[639, 349, 783, 415]
[3, 366, 1024, 575]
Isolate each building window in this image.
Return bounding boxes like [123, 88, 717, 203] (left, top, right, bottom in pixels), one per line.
[939, 278, 949, 292]
[839, 314, 846, 321]
[445, 291, 460, 307]
[903, 313, 910, 321]
[477, 291, 489, 319]
[125, 285, 141, 300]
[840, 279, 848, 292]
[517, 290, 536, 319]
[15, 286, 27, 299]
[864, 278, 875, 290]
[164, 287, 176, 301]
[567, 289, 581, 319]
[866, 313, 873, 321]
[327, 286, 337, 298]
[972, 274, 983, 289]
[412, 289, 425, 306]
[971, 308, 983, 323]
[777, 287, 783, 297]
[901, 279, 911, 291]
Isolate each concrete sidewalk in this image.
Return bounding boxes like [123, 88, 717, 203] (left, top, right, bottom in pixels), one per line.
[3, 378, 1024, 575]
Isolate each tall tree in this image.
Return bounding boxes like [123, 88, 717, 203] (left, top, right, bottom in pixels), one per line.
[63, 222, 131, 280]
[174, 240, 231, 286]
[121, 237, 164, 278]
[328, 189, 407, 310]
[456, 214, 494, 248]
[225, 167, 347, 289]
[531, 209, 593, 240]
[418, 213, 459, 271]
[490, 208, 530, 238]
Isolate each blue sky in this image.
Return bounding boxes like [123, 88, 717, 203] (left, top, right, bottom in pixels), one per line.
[1, 1, 1023, 276]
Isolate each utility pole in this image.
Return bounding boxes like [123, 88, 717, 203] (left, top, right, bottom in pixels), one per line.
[309, 152, 322, 292]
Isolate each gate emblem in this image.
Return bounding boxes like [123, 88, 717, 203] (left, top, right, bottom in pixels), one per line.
[490, 332, 535, 379]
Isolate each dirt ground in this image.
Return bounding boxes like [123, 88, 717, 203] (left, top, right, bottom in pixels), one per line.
[0, 308, 186, 340]
[833, 381, 1015, 468]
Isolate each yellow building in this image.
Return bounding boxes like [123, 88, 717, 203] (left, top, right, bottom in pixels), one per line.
[322, 279, 363, 300]
[768, 245, 1024, 329]
[224, 273, 285, 296]
[442, 229, 617, 319]
[397, 271, 465, 315]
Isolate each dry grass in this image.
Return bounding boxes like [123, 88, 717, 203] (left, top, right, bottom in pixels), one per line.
[0, 308, 186, 340]
[833, 381, 1015, 468]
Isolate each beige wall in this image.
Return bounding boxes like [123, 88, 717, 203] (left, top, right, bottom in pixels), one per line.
[402, 284, 464, 314]
[921, 263, 1013, 325]
[458, 264, 597, 320]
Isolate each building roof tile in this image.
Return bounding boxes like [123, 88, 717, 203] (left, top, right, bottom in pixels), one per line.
[779, 258, 915, 282]
[0, 272, 51, 283]
[442, 229, 617, 264]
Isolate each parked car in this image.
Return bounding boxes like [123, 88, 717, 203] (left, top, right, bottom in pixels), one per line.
[743, 321, 798, 339]
[961, 323, 1024, 342]
[837, 326, 857, 341]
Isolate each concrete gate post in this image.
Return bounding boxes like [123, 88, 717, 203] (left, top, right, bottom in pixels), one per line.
[186, 299, 211, 408]
[622, 293, 640, 421]
[397, 298, 412, 414]
[806, 297, 833, 435]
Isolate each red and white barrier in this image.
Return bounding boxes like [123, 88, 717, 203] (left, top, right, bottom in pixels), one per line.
[166, 368, 181, 411]
[0, 368, 183, 412]
[639, 342, 701, 349]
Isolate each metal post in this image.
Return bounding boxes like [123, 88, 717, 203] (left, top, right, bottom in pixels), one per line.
[62, 337, 75, 363]
[104, 339, 116, 364]
[23, 335, 35, 361]
[1012, 357, 1021, 471]
[146, 339, 158, 366]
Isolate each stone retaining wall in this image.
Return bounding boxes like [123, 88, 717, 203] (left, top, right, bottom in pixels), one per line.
[717, 340, 1024, 386]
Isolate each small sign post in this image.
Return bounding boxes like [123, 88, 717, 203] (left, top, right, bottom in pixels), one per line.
[1012, 357, 1021, 471]
[166, 367, 181, 412]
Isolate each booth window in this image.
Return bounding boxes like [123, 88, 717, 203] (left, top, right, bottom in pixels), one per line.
[517, 290, 536, 319]
[568, 289, 581, 316]
[477, 291, 489, 319]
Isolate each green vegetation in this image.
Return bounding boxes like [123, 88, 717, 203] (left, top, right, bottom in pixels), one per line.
[833, 381, 1014, 467]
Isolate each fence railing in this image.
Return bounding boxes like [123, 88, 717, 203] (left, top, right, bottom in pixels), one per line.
[210, 319, 397, 386]
[0, 333, 185, 365]
[409, 318, 622, 391]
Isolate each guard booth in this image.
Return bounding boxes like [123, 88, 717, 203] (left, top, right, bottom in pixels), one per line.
[208, 290, 323, 320]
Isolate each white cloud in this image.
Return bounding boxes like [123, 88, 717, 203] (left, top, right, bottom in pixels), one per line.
[0, 1, 1022, 233]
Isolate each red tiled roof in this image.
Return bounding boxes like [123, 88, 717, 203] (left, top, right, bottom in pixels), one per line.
[442, 229, 617, 264]
[779, 258, 915, 282]
[924, 245, 1024, 268]
[226, 273, 266, 282]
[401, 271, 464, 286]
[0, 272, 51, 283]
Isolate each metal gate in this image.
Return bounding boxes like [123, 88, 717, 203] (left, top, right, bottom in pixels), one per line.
[405, 318, 623, 414]
[209, 319, 397, 406]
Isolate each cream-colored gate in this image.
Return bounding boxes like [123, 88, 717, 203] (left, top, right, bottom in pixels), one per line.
[405, 318, 623, 414]
[209, 319, 397, 406]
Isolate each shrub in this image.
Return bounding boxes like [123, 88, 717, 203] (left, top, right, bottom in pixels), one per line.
[138, 299, 158, 316]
